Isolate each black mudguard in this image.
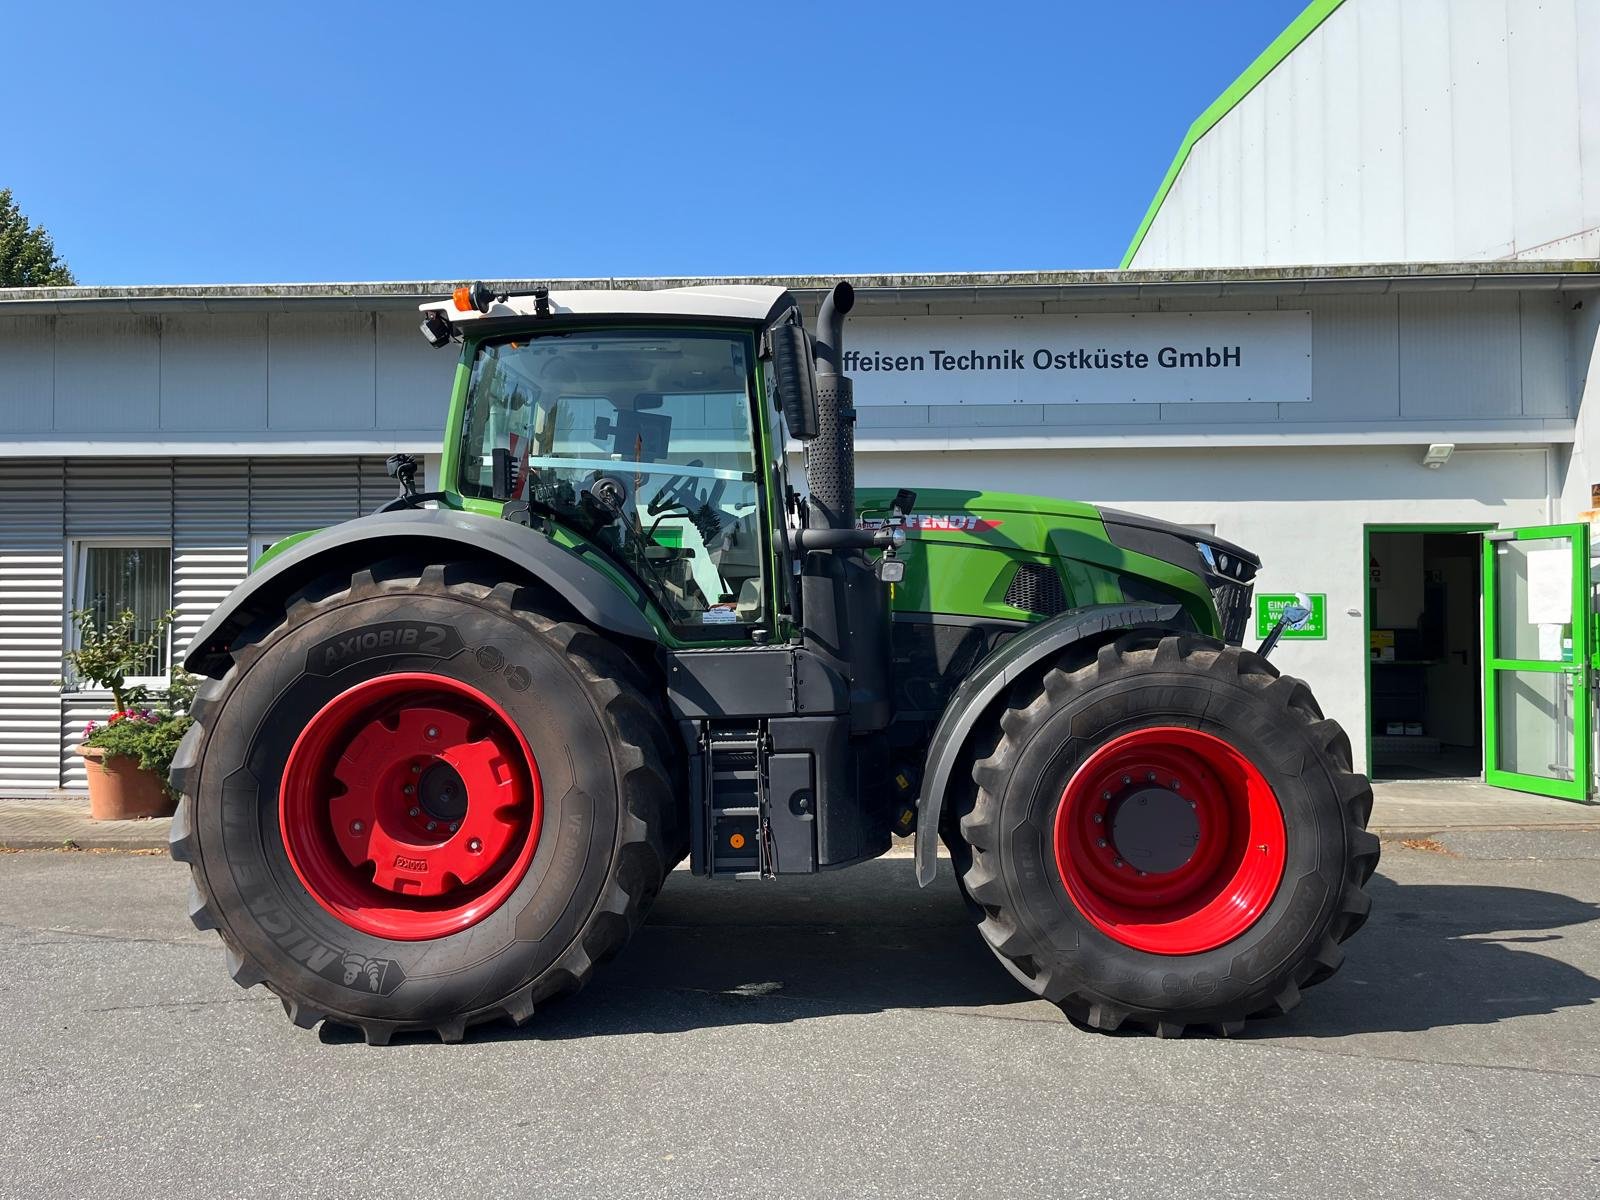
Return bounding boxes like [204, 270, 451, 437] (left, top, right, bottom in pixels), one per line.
[914, 602, 1190, 886]
[184, 508, 658, 676]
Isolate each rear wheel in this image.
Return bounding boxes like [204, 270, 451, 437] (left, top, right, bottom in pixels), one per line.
[952, 632, 1377, 1036]
[170, 559, 680, 1043]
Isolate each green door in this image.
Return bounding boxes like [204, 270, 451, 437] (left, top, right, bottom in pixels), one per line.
[1483, 523, 1592, 800]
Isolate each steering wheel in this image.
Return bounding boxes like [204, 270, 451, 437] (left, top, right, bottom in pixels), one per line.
[647, 460, 725, 517]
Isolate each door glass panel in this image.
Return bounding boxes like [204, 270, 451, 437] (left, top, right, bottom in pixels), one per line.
[1495, 669, 1576, 781]
[1493, 537, 1574, 661]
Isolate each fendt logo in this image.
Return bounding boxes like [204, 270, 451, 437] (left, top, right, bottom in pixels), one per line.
[861, 514, 1006, 534]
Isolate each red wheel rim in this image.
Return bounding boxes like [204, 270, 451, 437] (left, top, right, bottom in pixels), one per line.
[1052, 726, 1286, 955]
[279, 673, 542, 941]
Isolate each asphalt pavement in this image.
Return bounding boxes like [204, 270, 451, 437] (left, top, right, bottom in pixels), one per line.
[2, 835, 1597, 1199]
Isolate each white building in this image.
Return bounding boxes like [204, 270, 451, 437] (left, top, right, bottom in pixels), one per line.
[1125, 0, 1600, 268]
[1, 0, 1597, 800]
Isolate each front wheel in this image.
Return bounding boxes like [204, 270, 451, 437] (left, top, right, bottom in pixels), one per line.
[952, 632, 1378, 1036]
[170, 559, 680, 1043]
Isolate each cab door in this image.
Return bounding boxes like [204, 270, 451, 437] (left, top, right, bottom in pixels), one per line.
[1482, 523, 1592, 800]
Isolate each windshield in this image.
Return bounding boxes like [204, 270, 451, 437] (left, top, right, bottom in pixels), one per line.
[457, 329, 767, 632]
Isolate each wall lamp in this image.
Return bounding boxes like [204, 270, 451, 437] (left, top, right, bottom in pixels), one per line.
[1422, 443, 1455, 470]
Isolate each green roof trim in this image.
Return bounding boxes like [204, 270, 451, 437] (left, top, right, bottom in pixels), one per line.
[1119, 0, 1349, 269]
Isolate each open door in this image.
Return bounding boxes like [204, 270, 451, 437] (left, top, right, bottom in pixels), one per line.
[1483, 523, 1591, 801]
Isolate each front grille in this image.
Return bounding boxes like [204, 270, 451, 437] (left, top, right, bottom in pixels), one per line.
[1210, 580, 1253, 645]
[1004, 562, 1068, 615]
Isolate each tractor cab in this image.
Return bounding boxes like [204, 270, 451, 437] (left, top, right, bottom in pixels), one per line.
[422, 284, 815, 644]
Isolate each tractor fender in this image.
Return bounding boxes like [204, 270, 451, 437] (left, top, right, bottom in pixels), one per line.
[914, 602, 1190, 887]
[184, 508, 658, 676]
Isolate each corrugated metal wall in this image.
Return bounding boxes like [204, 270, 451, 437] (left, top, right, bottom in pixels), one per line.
[0, 455, 391, 793]
[0, 461, 67, 791]
[1130, 0, 1600, 268]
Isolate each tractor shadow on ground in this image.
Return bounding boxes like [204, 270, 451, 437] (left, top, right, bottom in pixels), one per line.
[325, 854, 1600, 1044]
[1260, 872, 1600, 1039]
[470, 856, 1037, 1042]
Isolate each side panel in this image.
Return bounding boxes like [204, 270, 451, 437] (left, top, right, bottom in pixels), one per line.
[184, 508, 658, 675]
[913, 602, 1191, 886]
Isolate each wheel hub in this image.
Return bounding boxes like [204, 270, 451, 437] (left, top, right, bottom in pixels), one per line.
[1109, 785, 1200, 875]
[280, 673, 543, 940]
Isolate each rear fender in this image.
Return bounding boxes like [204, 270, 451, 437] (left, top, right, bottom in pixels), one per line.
[914, 602, 1191, 886]
[184, 509, 658, 676]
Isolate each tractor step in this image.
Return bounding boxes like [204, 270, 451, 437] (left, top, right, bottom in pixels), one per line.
[690, 723, 773, 878]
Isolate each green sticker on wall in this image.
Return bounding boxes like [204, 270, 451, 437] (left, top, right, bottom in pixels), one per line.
[1255, 592, 1327, 640]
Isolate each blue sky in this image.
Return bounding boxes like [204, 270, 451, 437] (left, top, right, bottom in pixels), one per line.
[8, 2, 1306, 285]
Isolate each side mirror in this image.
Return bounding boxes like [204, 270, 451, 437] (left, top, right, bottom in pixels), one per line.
[769, 322, 819, 441]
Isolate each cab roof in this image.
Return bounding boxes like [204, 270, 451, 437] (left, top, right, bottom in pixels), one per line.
[419, 283, 796, 329]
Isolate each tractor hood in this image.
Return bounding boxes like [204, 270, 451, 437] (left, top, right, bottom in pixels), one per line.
[856, 488, 1259, 575]
[1097, 507, 1260, 583]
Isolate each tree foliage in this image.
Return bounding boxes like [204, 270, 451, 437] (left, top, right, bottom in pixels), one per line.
[0, 188, 76, 287]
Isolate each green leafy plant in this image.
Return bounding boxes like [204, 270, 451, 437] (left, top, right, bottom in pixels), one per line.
[63, 607, 175, 712]
[66, 610, 195, 794]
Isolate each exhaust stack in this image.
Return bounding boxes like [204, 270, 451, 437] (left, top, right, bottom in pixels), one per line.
[807, 281, 857, 531]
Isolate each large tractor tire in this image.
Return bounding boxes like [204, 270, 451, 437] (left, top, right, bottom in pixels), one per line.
[952, 631, 1377, 1036]
[170, 558, 680, 1044]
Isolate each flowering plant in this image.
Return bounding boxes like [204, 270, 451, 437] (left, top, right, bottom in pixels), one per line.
[81, 673, 198, 797]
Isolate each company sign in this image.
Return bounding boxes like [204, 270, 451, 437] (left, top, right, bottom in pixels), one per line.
[844, 311, 1310, 406]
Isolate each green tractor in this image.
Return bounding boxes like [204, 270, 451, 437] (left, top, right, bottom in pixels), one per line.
[171, 281, 1376, 1043]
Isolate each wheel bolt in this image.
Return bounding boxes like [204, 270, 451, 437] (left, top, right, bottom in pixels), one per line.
[349, 820, 364, 834]
[1146, 772, 1157, 782]
[1188, 799, 1196, 809]
[1171, 780, 1181, 790]
[425, 726, 439, 740]
[403, 784, 415, 796]
[1113, 859, 1125, 869]
[1092, 813, 1103, 824]
[467, 838, 482, 853]
[426, 820, 437, 832]
[449, 822, 459, 833]
[1121, 776, 1132, 785]
[1138, 870, 1147, 877]
[409, 806, 420, 817]
[1097, 839, 1108, 848]
[411, 763, 422, 775]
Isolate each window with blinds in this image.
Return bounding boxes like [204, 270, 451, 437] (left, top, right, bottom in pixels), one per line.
[75, 543, 174, 679]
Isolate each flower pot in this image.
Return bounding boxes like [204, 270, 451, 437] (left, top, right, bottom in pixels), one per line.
[77, 744, 177, 820]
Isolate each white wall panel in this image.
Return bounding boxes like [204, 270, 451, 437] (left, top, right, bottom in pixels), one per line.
[1579, 0, 1600, 233]
[1448, 1, 1516, 261]
[375, 312, 457, 434]
[1310, 294, 1401, 422]
[0, 316, 53, 434]
[1518, 293, 1576, 419]
[159, 314, 268, 432]
[1261, 66, 1295, 265]
[1398, 293, 1524, 419]
[267, 312, 376, 432]
[1398, 0, 1458, 261]
[53, 316, 160, 430]
[1506, 0, 1584, 253]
